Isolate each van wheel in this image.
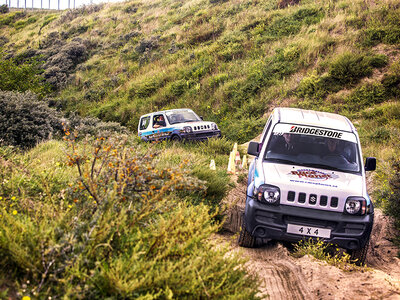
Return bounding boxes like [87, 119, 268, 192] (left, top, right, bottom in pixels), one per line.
[348, 240, 369, 266]
[171, 135, 182, 142]
[238, 216, 255, 248]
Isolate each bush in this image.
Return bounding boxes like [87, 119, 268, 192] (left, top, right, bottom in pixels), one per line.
[293, 239, 362, 271]
[0, 11, 25, 27]
[63, 112, 127, 137]
[0, 4, 9, 14]
[384, 160, 400, 244]
[382, 74, 400, 98]
[0, 91, 62, 149]
[0, 51, 50, 97]
[361, 8, 400, 46]
[297, 53, 388, 101]
[328, 53, 373, 86]
[0, 135, 260, 298]
[129, 76, 165, 98]
[191, 166, 230, 209]
[252, 7, 324, 39]
[345, 82, 386, 110]
[37, 33, 91, 91]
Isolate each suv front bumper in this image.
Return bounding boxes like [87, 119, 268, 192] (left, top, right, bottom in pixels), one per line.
[245, 196, 373, 250]
[181, 130, 221, 141]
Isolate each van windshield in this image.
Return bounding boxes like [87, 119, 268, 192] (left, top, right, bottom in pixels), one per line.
[165, 110, 201, 124]
[264, 124, 361, 173]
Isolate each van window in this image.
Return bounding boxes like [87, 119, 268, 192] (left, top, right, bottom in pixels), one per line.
[139, 116, 151, 130]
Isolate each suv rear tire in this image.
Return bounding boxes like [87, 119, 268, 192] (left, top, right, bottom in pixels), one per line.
[238, 215, 255, 248]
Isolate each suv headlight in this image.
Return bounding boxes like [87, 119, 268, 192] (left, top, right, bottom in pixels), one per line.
[211, 123, 218, 130]
[254, 184, 280, 205]
[345, 197, 367, 215]
[183, 126, 193, 133]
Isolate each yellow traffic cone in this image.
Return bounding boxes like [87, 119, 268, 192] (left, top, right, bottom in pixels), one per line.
[210, 159, 216, 170]
[227, 151, 236, 174]
[242, 155, 248, 169]
[235, 151, 241, 169]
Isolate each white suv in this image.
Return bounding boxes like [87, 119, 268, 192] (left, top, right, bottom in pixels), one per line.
[240, 107, 376, 265]
[138, 108, 221, 142]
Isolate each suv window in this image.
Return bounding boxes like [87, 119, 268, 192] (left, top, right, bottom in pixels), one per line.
[139, 116, 150, 130]
[153, 114, 166, 128]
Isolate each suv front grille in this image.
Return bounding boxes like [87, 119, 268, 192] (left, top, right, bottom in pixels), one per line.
[287, 191, 340, 209]
[194, 125, 211, 131]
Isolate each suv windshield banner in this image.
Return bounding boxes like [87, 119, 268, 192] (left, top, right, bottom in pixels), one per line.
[273, 123, 357, 143]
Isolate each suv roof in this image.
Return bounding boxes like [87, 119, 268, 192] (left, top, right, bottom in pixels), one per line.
[141, 108, 193, 118]
[273, 107, 355, 132]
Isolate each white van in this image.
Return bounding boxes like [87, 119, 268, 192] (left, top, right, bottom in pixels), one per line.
[240, 107, 376, 265]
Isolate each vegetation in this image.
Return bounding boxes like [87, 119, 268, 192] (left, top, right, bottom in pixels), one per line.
[0, 51, 50, 97]
[380, 160, 400, 248]
[0, 135, 259, 298]
[0, 0, 400, 296]
[0, 91, 62, 149]
[293, 239, 367, 271]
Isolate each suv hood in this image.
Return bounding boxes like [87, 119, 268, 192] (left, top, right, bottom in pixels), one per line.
[260, 162, 366, 212]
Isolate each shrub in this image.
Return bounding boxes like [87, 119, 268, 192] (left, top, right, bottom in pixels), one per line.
[208, 73, 229, 89]
[129, 76, 165, 98]
[384, 160, 400, 245]
[63, 112, 127, 137]
[345, 82, 386, 110]
[296, 72, 330, 99]
[293, 239, 362, 271]
[368, 126, 391, 143]
[382, 74, 400, 98]
[0, 11, 25, 27]
[0, 4, 9, 13]
[0, 135, 260, 298]
[199, 136, 234, 156]
[42, 38, 89, 90]
[361, 8, 400, 46]
[135, 36, 159, 53]
[253, 7, 324, 39]
[0, 91, 62, 149]
[191, 166, 230, 209]
[0, 51, 50, 97]
[167, 79, 187, 97]
[13, 16, 37, 30]
[297, 53, 388, 100]
[328, 53, 373, 86]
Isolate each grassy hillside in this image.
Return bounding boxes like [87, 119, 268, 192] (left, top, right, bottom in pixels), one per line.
[1, 0, 400, 297]
[0, 0, 398, 142]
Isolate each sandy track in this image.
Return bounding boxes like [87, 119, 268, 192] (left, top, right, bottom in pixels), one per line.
[221, 181, 400, 300]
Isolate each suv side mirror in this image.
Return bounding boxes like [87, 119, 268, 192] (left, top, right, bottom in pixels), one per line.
[200, 116, 204, 120]
[365, 157, 376, 171]
[248, 141, 260, 157]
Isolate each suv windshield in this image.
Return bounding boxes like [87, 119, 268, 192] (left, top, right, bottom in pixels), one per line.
[165, 110, 201, 124]
[264, 124, 361, 173]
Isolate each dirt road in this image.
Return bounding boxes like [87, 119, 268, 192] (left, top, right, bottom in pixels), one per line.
[221, 181, 400, 300]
